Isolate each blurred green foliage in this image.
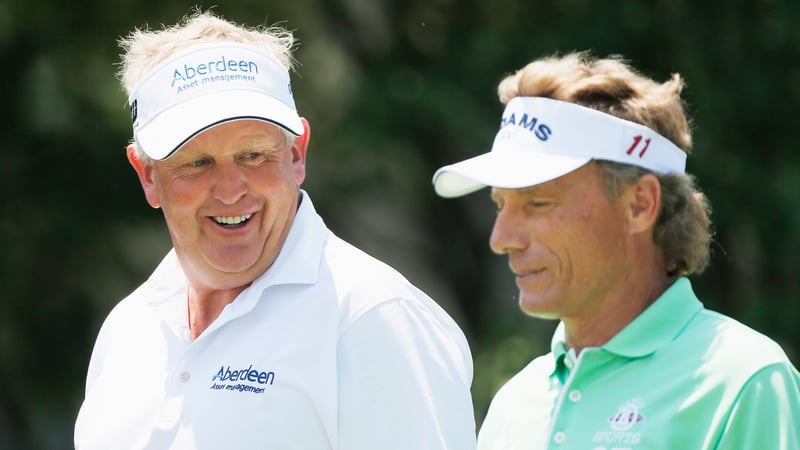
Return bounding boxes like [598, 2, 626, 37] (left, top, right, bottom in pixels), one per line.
[1, 0, 799, 447]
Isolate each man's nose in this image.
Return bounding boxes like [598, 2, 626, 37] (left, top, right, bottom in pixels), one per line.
[489, 207, 528, 255]
[212, 162, 248, 205]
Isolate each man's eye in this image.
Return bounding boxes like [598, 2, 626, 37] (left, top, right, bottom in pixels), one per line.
[239, 152, 264, 162]
[190, 159, 209, 167]
[527, 200, 552, 210]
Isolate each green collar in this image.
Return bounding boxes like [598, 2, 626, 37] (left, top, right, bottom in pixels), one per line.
[551, 277, 704, 363]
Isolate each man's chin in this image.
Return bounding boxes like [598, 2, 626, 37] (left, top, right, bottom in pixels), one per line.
[197, 255, 264, 288]
[518, 292, 560, 320]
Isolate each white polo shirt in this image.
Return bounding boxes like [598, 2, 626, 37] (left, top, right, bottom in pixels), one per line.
[75, 192, 476, 449]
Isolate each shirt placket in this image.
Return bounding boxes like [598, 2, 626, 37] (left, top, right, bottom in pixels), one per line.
[546, 349, 593, 449]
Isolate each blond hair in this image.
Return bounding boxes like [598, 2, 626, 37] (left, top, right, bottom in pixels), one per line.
[119, 10, 296, 96]
[498, 52, 712, 276]
[118, 10, 297, 160]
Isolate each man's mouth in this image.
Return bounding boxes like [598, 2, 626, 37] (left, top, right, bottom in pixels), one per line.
[213, 214, 253, 227]
[512, 267, 545, 279]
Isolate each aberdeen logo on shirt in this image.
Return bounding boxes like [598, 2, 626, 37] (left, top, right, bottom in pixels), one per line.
[209, 363, 276, 395]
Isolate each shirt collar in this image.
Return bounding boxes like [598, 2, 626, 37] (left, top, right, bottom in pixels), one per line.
[604, 277, 703, 357]
[246, 189, 326, 291]
[550, 277, 704, 360]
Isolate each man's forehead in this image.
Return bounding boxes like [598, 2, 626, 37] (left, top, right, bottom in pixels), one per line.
[178, 120, 287, 149]
[489, 163, 599, 198]
[490, 184, 545, 201]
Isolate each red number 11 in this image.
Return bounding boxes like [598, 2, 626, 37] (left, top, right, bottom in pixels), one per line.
[626, 135, 651, 157]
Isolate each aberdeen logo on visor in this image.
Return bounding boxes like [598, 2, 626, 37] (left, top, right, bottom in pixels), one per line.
[432, 96, 687, 198]
[129, 42, 303, 160]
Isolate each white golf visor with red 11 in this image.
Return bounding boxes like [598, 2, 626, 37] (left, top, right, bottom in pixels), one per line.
[432, 96, 687, 198]
[128, 42, 304, 160]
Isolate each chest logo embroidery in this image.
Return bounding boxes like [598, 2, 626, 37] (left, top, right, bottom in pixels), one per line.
[591, 398, 647, 449]
[209, 363, 276, 395]
[608, 398, 646, 431]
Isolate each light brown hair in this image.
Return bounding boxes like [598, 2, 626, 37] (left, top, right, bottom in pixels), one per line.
[498, 52, 712, 276]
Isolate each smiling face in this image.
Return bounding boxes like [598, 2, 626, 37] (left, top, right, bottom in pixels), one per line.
[489, 162, 636, 321]
[129, 119, 309, 292]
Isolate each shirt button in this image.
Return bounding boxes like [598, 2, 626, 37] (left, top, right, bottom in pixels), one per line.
[179, 372, 190, 383]
[568, 389, 581, 402]
[553, 431, 566, 444]
[564, 358, 574, 369]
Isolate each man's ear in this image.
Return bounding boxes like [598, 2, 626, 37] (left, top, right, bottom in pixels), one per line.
[626, 173, 662, 234]
[290, 118, 311, 186]
[127, 145, 161, 209]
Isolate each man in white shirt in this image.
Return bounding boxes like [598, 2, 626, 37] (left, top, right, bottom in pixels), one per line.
[74, 10, 476, 450]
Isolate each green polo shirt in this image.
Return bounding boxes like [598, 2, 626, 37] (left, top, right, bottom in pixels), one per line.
[477, 277, 800, 449]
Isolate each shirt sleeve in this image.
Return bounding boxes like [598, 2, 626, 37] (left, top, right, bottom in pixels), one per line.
[716, 361, 800, 449]
[336, 298, 477, 450]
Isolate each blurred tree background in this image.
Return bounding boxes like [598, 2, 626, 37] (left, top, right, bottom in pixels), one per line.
[1, 0, 799, 448]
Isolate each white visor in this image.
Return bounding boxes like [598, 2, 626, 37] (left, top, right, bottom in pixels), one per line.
[129, 42, 303, 160]
[432, 96, 687, 198]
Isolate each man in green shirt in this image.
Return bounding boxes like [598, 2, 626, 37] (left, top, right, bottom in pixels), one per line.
[432, 52, 800, 449]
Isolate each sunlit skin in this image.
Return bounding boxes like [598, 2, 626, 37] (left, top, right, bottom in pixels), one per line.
[128, 119, 311, 339]
[489, 162, 671, 352]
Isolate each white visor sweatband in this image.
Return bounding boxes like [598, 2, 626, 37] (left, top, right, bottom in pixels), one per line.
[433, 96, 687, 198]
[129, 42, 303, 160]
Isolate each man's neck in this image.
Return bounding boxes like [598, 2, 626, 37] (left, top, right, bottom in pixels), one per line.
[563, 271, 673, 354]
[187, 285, 248, 340]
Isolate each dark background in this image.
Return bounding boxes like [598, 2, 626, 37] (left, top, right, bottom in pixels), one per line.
[2, 1, 799, 448]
